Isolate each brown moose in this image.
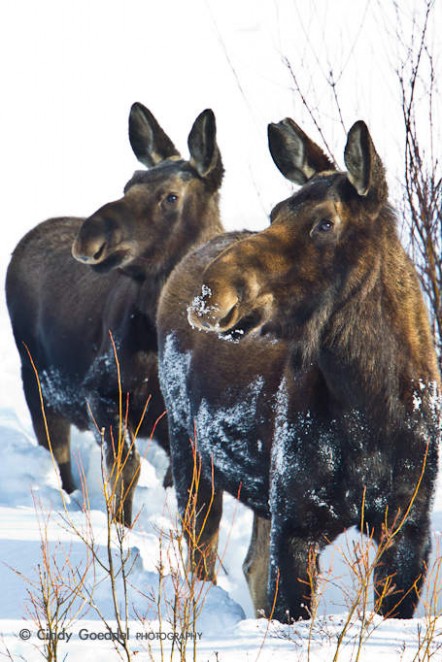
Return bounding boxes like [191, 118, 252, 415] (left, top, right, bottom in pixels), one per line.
[6, 104, 224, 526]
[160, 118, 441, 621]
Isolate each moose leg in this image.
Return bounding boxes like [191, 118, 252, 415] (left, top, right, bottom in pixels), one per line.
[243, 515, 271, 615]
[268, 516, 320, 622]
[170, 430, 223, 582]
[182, 479, 223, 583]
[104, 430, 141, 527]
[373, 520, 431, 618]
[22, 366, 75, 493]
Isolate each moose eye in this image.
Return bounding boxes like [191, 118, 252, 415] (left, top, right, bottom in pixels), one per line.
[317, 218, 333, 232]
[165, 193, 178, 206]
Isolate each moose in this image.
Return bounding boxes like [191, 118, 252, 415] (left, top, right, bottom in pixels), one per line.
[159, 118, 441, 621]
[6, 104, 273, 611]
[6, 103, 226, 527]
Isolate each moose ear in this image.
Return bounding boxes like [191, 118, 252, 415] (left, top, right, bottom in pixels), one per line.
[128, 102, 181, 167]
[344, 121, 372, 196]
[268, 118, 334, 185]
[344, 120, 388, 198]
[188, 109, 224, 190]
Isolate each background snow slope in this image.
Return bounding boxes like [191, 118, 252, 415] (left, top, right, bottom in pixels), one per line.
[0, 1, 441, 660]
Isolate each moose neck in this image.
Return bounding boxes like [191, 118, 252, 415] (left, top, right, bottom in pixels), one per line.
[293, 209, 438, 417]
[125, 198, 223, 323]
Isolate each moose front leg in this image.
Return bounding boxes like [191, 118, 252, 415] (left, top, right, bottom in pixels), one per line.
[243, 514, 271, 615]
[373, 520, 431, 618]
[268, 516, 320, 622]
[104, 430, 141, 527]
[179, 475, 223, 583]
[171, 436, 222, 582]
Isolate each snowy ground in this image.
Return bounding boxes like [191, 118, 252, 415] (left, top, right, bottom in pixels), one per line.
[1, 1, 442, 660]
[0, 352, 441, 661]
[1, 249, 441, 661]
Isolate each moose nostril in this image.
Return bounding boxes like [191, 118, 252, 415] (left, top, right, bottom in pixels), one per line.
[72, 237, 107, 264]
[93, 242, 106, 262]
[218, 303, 239, 329]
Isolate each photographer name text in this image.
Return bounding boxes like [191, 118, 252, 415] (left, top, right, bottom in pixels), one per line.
[19, 628, 203, 643]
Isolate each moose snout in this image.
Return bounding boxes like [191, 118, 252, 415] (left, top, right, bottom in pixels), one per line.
[188, 281, 240, 332]
[72, 235, 107, 264]
[72, 214, 114, 265]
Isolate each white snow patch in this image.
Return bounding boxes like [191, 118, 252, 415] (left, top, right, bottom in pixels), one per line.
[189, 283, 214, 319]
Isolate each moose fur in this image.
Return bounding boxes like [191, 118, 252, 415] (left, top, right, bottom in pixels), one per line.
[6, 104, 224, 526]
[164, 118, 441, 621]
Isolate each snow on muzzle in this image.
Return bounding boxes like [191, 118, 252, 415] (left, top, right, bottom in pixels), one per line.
[188, 281, 241, 332]
[188, 278, 274, 340]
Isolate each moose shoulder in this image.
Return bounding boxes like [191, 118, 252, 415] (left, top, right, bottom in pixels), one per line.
[186, 118, 441, 621]
[6, 104, 224, 526]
